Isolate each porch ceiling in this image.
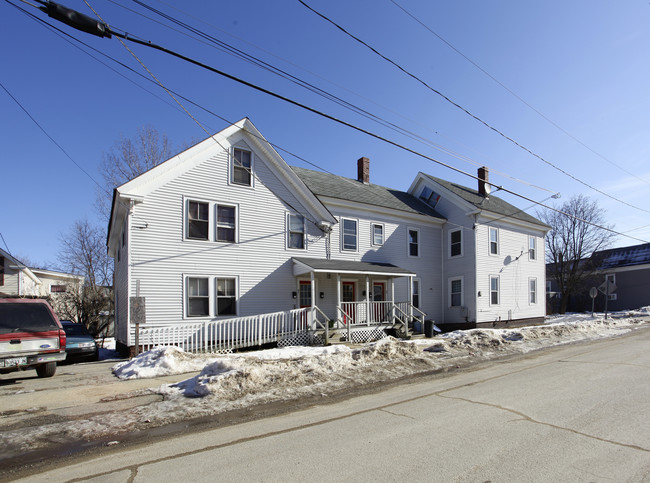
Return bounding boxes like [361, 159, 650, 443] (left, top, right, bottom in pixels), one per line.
[292, 257, 416, 277]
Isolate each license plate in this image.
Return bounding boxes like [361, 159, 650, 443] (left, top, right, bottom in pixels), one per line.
[2, 357, 27, 367]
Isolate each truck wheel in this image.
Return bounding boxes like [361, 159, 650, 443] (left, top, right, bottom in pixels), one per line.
[36, 362, 56, 378]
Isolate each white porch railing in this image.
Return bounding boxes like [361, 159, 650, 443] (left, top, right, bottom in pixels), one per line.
[130, 307, 312, 354]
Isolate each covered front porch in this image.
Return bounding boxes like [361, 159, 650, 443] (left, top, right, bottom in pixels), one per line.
[292, 257, 426, 344]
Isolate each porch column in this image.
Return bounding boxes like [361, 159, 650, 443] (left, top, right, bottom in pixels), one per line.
[336, 273, 341, 319]
[310, 271, 316, 329]
[390, 278, 395, 322]
[365, 275, 370, 325]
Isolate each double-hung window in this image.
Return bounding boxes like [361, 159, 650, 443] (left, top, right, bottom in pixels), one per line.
[216, 277, 237, 315]
[529, 278, 537, 304]
[232, 148, 252, 186]
[529, 236, 537, 260]
[342, 218, 358, 251]
[188, 200, 209, 240]
[372, 223, 384, 246]
[489, 227, 499, 255]
[216, 205, 236, 242]
[412, 278, 420, 309]
[450, 277, 463, 307]
[450, 229, 462, 257]
[288, 213, 306, 249]
[187, 277, 209, 317]
[408, 228, 419, 257]
[490, 276, 500, 305]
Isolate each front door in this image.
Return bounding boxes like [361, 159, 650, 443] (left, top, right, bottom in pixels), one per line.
[299, 280, 312, 328]
[342, 281, 356, 324]
[373, 282, 386, 322]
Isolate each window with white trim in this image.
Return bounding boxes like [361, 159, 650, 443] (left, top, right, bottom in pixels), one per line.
[187, 277, 209, 317]
[216, 204, 236, 242]
[529, 278, 537, 304]
[412, 278, 421, 309]
[341, 218, 358, 251]
[372, 223, 384, 246]
[288, 213, 306, 249]
[232, 147, 252, 186]
[450, 277, 463, 307]
[216, 277, 237, 315]
[419, 186, 441, 207]
[489, 227, 499, 255]
[187, 200, 209, 240]
[450, 229, 462, 257]
[50, 285, 67, 293]
[490, 276, 500, 305]
[529, 236, 537, 260]
[408, 228, 419, 257]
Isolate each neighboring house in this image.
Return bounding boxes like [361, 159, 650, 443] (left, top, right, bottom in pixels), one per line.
[548, 243, 650, 313]
[0, 248, 84, 298]
[107, 118, 550, 354]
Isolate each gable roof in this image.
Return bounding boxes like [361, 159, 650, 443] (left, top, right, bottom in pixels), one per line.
[107, 119, 336, 254]
[591, 243, 650, 270]
[291, 166, 445, 220]
[420, 173, 550, 228]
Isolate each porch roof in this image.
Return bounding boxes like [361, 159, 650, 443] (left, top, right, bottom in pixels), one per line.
[292, 257, 416, 277]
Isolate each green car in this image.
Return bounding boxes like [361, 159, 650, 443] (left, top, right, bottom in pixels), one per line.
[60, 321, 99, 362]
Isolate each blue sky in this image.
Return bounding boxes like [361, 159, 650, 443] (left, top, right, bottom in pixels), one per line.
[2, 0, 649, 268]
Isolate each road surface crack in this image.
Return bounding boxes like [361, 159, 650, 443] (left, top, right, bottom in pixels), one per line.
[378, 408, 416, 420]
[436, 393, 650, 453]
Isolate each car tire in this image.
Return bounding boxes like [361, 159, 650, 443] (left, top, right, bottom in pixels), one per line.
[36, 362, 56, 378]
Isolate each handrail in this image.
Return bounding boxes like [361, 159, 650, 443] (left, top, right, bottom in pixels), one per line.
[312, 305, 330, 344]
[336, 305, 352, 342]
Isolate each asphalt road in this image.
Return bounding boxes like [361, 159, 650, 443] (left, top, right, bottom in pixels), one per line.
[6, 326, 650, 482]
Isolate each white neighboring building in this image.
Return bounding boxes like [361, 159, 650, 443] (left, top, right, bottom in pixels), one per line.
[0, 248, 84, 298]
[107, 119, 549, 353]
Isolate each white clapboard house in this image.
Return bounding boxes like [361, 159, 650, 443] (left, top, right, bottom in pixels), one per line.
[107, 119, 550, 355]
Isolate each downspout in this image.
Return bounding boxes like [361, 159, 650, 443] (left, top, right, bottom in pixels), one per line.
[441, 225, 445, 324]
[127, 199, 134, 348]
[474, 214, 479, 325]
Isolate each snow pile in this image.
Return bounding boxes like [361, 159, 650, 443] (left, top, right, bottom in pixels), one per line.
[159, 338, 430, 399]
[113, 346, 219, 379]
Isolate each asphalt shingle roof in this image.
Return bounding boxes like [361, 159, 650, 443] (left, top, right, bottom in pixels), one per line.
[291, 166, 445, 220]
[421, 173, 550, 228]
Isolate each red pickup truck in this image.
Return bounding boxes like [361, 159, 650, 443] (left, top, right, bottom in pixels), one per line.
[0, 298, 67, 378]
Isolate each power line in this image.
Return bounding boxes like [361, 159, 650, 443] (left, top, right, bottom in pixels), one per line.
[0, 79, 109, 195]
[389, 0, 650, 188]
[297, 0, 650, 216]
[10, 0, 649, 245]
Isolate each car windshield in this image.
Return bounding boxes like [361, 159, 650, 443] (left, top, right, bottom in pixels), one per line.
[62, 324, 90, 337]
[0, 303, 59, 334]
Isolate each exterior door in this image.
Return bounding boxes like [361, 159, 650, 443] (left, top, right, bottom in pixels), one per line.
[299, 280, 312, 329]
[373, 282, 386, 322]
[342, 281, 356, 324]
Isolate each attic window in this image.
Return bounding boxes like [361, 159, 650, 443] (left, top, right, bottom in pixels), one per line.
[232, 148, 252, 186]
[419, 186, 441, 207]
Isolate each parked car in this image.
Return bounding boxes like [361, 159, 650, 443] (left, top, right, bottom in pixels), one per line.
[60, 321, 99, 362]
[0, 298, 67, 378]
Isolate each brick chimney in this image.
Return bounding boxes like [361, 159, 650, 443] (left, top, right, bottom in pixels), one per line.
[357, 157, 370, 184]
[478, 166, 489, 196]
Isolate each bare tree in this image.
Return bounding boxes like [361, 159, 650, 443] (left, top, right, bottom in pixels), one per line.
[96, 125, 175, 221]
[538, 195, 615, 313]
[54, 220, 114, 335]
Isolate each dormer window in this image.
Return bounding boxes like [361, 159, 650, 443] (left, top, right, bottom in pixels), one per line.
[419, 186, 441, 207]
[232, 148, 252, 186]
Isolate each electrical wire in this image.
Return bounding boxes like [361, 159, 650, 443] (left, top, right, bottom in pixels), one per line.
[298, 0, 650, 216]
[7, 0, 649, 245]
[389, 0, 650, 187]
[0, 79, 109, 195]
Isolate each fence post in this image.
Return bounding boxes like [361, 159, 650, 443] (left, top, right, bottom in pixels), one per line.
[204, 321, 207, 353]
[258, 314, 262, 346]
[134, 322, 139, 357]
